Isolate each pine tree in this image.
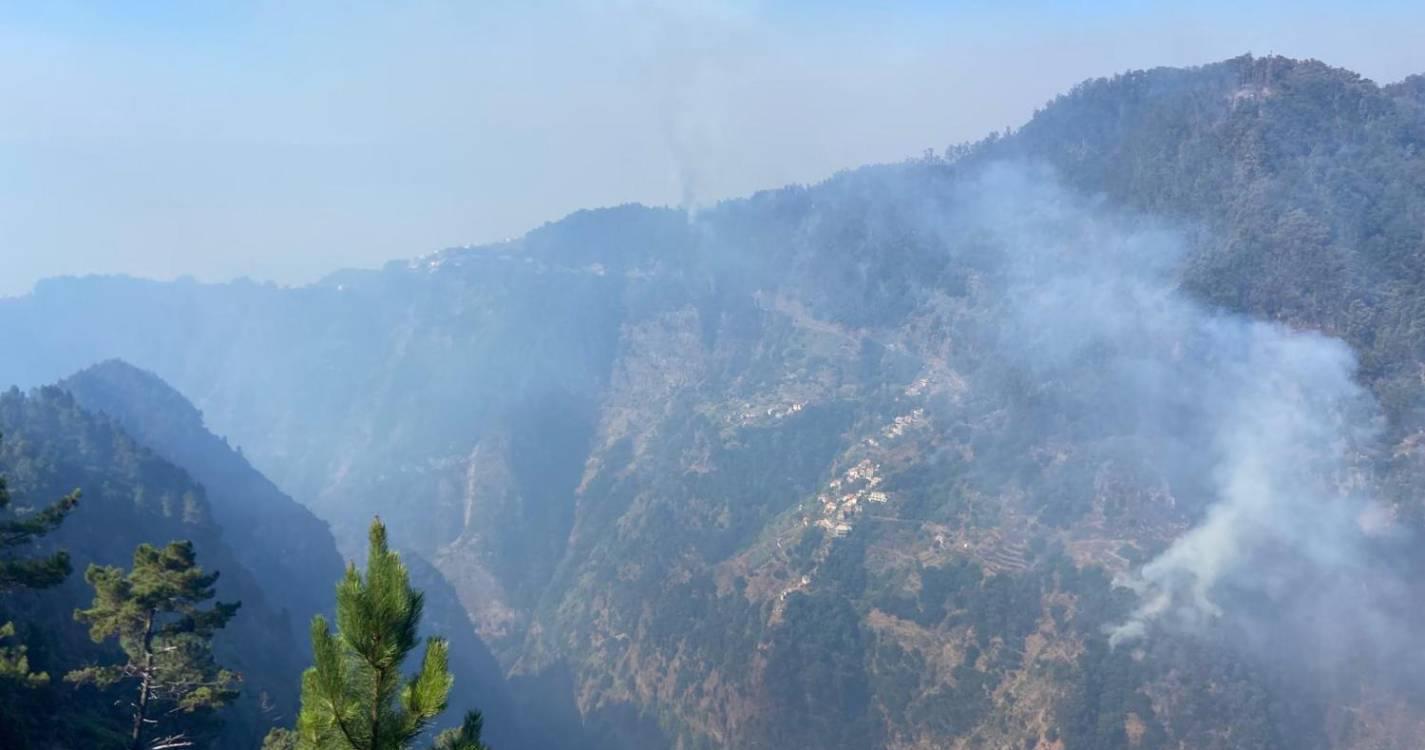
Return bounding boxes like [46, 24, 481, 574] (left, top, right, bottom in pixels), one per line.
[0, 463, 79, 592]
[295, 517, 456, 750]
[67, 540, 241, 750]
[430, 711, 489, 750]
[0, 444, 80, 685]
[0, 621, 47, 688]
[262, 727, 298, 750]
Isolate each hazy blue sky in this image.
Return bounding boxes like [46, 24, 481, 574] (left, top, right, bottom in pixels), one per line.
[2, 1, 1422, 296]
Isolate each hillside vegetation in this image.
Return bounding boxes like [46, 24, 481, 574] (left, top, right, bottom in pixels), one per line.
[3, 55, 1425, 749]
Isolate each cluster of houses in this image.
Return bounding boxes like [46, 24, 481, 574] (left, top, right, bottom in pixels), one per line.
[812, 458, 889, 537]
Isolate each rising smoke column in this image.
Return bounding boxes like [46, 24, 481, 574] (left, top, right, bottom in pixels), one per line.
[940, 162, 1387, 648]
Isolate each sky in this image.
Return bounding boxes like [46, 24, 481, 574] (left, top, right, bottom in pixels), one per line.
[2, 1, 1423, 297]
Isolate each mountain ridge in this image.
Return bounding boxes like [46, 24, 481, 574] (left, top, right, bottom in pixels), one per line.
[3, 55, 1424, 748]
[59, 359, 345, 633]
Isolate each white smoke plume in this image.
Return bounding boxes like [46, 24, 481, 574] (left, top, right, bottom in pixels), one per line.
[937, 163, 1392, 650]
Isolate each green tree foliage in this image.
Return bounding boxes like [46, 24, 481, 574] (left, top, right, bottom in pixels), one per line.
[0, 622, 46, 688]
[61, 360, 347, 649]
[0, 438, 79, 686]
[295, 517, 458, 750]
[0, 455, 79, 592]
[0, 385, 315, 749]
[430, 711, 489, 750]
[765, 590, 877, 749]
[67, 540, 241, 750]
[262, 727, 298, 750]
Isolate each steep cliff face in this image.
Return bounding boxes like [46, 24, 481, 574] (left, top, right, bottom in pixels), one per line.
[3, 56, 1425, 748]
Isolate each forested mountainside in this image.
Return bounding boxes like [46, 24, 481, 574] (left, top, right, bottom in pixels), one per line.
[6, 362, 535, 750]
[59, 361, 346, 645]
[3, 55, 1425, 748]
[0, 386, 307, 748]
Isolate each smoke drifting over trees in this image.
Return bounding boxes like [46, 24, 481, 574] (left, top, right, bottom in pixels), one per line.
[942, 165, 1398, 657]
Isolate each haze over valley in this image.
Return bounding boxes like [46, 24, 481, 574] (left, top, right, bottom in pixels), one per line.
[3, 5, 1425, 750]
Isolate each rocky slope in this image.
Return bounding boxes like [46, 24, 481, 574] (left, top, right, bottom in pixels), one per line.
[3, 56, 1425, 748]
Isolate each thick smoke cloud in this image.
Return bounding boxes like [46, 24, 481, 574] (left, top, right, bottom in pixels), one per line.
[941, 163, 1395, 652]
